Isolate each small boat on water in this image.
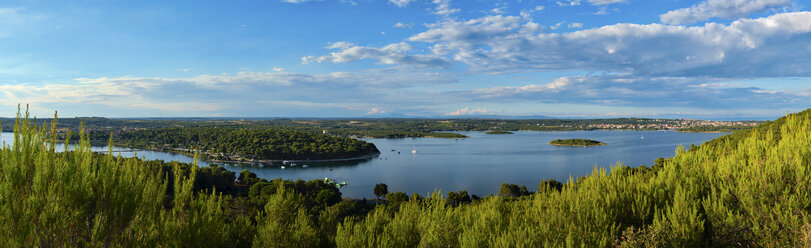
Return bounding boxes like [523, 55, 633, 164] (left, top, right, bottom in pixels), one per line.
[280, 165, 286, 169]
[411, 145, 417, 154]
[302, 164, 309, 168]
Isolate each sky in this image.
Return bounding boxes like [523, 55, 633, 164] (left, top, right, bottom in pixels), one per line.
[0, 0, 809, 119]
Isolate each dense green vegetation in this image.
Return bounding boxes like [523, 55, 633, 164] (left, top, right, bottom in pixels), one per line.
[2, 114, 761, 142]
[116, 127, 379, 161]
[677, 125, 755, 133]
[549, 138, 607, 146]
[485, 130, 513, 134]
[1, 108, 809, 247]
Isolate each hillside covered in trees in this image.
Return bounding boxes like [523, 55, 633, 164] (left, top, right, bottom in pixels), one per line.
[0, 108, 809, 247]
[117, 127, 380, 160]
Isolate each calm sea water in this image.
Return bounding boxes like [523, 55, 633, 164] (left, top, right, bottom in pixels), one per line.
[0, 131, 727, 198]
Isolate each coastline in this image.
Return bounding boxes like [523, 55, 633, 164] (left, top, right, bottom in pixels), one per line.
[112, 144, 381, 164]
[208, 152, 381, 164]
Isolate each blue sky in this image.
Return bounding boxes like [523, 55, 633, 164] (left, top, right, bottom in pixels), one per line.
[0, 0, 809, 119]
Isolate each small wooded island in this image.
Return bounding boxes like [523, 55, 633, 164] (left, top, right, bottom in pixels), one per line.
[549, 139, 606, 147]
[485, 130, 513, 134]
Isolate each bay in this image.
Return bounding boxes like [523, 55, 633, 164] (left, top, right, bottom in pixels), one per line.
[0, 130, 727, 198]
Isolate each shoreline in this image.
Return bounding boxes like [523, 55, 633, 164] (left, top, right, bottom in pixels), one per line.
[111, 144, 381, 164]
[208, 153, 380, 164]
[675, 130, 732, 133]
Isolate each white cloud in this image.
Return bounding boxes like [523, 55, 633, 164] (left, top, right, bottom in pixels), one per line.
[588, 0, 626, 5]
[446, 107, 491, 116]
[389, 0, 417, 7]
[491, 7, 506, 14]
[473, 77, 578, 98]
[305, 41, 451, 67]
[281, 0, 359, 5]
[557, 0, 624, 6]
[366, 107, 386, 114]
[568, 22, 583, 28]
[432, 0, 459, 16]
[535, 5, 545, 11]
[394, 22, 414, 28]
[661, 0, 792, 25]
[301, 55, 317, 64]
[550, 21, 564, 30]
[409, 15, 523, 45]
[326, 41, 355, 49]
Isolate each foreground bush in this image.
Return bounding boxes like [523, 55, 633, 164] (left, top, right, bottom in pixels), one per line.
[0, 110, 239, 246]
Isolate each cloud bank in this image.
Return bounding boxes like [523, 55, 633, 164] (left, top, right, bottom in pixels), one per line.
[312, 11, 811, 78]
[661, 0, 792, 25]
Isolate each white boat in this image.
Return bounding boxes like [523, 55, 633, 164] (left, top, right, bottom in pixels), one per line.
[411, 145, 417, 154]
[280, 165, 286, 169]
[291, 163, 297, 167]
[303, 164, 309, 168]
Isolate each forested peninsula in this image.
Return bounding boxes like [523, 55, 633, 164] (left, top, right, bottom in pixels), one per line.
[117, 127, 380, 161]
